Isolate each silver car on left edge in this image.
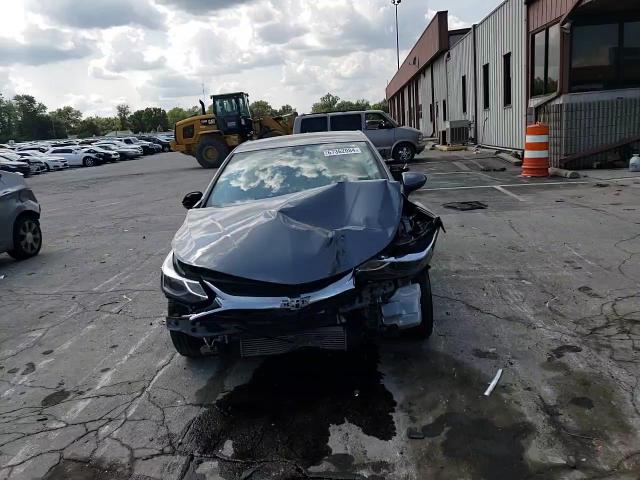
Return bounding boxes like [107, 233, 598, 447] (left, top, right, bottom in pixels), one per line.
[0, 171, 42, 260]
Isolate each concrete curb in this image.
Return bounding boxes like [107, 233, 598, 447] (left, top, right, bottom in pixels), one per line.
[549, 167, 580, 179]
[496, 152, 523, 167]
[435, 144, 467, 152]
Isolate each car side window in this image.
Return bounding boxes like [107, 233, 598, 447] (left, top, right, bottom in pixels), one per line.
[330, 114, 362, 131]
[365, 113, 390, 130]
[299, 117, 328, 133]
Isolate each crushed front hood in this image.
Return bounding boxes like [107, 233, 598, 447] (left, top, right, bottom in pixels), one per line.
[172, 180, 403, 285]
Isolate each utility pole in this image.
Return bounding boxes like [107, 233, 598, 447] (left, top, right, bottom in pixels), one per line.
[392, 0, 401, 70]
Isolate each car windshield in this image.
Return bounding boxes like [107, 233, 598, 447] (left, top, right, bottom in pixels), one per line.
[206, 141, 385, 207]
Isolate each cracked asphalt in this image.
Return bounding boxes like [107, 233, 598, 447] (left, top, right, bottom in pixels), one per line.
[1, 151, 639, 480]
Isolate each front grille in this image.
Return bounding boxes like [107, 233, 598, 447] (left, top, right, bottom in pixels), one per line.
[240, 326, 347, 357]
[177, 259, 347, 297]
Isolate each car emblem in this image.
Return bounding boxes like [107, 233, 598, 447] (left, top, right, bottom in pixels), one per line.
[280, 296, 311, 310]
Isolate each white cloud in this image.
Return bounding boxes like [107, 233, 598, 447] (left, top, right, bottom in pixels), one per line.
[1, 0, 495, 116]
[26, 0, 166, 30]
[0, 25, 93, 66]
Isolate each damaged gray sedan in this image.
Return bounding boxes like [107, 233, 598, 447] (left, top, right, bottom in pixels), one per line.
[161, 131, 442, 357]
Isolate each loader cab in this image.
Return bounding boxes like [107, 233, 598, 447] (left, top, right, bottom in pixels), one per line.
[211, 92, 253, 139]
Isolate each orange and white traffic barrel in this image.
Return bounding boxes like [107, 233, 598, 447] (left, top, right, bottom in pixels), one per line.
[522, 123, 549, 177]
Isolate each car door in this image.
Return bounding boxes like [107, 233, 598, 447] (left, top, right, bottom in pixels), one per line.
[0, 173, 15, 251]
[364, 112, 395, 159]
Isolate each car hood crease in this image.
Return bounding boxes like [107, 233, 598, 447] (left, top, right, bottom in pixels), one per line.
[172, 180, 403, 285]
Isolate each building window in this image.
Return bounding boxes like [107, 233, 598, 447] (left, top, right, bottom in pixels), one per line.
[571, 20, 640, 91]
[461, 75, 467, 114]
[503, 52, 512, 107]
[442, 99, 447, 121]
[532, 24, 560, 97]
[482, 63, 490, 109]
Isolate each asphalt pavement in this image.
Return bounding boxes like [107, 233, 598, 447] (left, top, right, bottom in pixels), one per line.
[1, 151, 639, 480]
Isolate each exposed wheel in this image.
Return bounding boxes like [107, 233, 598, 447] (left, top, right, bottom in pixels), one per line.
[83, 156, 96, 167]
[169, 331, 205, 357]
[404, 269, 434, 340]
[392, 143, 416, 162]
[196, 137, 229, 169]
[8, 216, 42, 260]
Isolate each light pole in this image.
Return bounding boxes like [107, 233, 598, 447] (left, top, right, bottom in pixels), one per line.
[392, 0, 401, 70]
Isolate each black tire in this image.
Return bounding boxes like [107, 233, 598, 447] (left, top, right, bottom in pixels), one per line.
[8, 215, 42, 260]
[83, 157, 96, 167]
[392, 143, 416, 162]
[195, 137, 229, 169]
[169, 331, 205, 358]
[45, 164, 51, 172]
[163, 145, 170, 152]
[404, 269, 434, 340]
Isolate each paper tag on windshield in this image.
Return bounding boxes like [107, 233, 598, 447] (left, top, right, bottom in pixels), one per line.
[323, 147, 362, 157]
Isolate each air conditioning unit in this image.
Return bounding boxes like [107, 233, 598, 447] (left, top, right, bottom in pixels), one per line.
[441, 120, 471, 145]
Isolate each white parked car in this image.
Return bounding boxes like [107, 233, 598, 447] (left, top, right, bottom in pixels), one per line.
[17, 151, 69, 171]
[45, 147, 100, 167]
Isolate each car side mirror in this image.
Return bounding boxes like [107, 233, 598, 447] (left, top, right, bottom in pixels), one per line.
[182, 191, 203, 209]
[402, 172, 427, 194]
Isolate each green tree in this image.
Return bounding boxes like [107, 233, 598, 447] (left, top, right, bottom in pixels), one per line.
[128, 107, 169, 133]
[94, 116, 119, 134]
[249, 100, 276, 119]
[50, 106, 83, 135]
[0, 95, 18, 142]
[116, 104, 130, 130]
[141, 107, 169, 132]
[128, 110, 146, 133]
[76, 117, 101, 138]
[13, 95, 57, 140]
[371, 99, 389, 113]
[167, 106, 198, 127]
[334, 99, 370, 112]
[311, 93, 341, 113]
[276, 104, 295, 116]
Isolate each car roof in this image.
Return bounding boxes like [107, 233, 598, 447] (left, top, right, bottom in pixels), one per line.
[233, 131, 370, 153]
[298, 110, 387, 118]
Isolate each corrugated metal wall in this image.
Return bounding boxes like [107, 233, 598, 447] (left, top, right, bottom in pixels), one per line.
[446, 30, 476, 125]
[432, 55, 448, 135]
[420, 67, 434, 135]
[474, 0, 526, 150]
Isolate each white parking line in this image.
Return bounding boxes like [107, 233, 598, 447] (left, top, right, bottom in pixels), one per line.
[452, 161, 472, 171]
[493, 185, 526, 202]
[421, 181, 590, 191]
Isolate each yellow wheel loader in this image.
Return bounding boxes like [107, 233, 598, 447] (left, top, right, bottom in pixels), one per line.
[170, 92, 296, 169]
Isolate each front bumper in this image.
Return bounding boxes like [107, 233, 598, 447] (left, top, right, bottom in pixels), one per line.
[161, 224, 439, 338]
[170, 141, 186, 153]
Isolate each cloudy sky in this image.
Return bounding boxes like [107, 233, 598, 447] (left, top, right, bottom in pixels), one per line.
[0, 1, 496, 117]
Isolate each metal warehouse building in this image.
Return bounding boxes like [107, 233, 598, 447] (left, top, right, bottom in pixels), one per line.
[387, 0, 640, 168]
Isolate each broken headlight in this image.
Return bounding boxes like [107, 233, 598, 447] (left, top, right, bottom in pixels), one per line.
[357, 257, 391, 273]
[161, 252, 209, 304]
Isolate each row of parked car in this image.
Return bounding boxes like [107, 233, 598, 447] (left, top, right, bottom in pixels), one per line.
[0, 134, 173, 177]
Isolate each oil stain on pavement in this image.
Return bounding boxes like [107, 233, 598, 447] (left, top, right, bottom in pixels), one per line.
[180, 345, 396, 479]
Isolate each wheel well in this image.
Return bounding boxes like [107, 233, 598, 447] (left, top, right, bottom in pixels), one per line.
[392, 141, 416, 152]
[200, 133, 225, 143]
[15, 210, 40, 224]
